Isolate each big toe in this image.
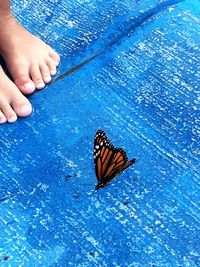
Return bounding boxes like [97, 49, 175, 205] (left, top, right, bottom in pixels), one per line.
[12, 99, 32, 117]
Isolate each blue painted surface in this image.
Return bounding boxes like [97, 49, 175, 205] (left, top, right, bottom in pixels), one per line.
[0, 0, 200, 266]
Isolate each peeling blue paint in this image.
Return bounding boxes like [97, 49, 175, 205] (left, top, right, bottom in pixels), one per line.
[0, 0, 199, 266]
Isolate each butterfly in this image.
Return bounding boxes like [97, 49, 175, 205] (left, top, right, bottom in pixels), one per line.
[94, 130, 137, 190]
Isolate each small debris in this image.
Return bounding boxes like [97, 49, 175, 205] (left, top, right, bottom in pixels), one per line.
[0, 196, 8, 202]
[0, 255, 10, 262]
[123, 200, 129, 205]
[3, 255, 10, 261]
[73, 194, 80, 200]
[65, 173, 77, 181]
[89, 251, 95, 257]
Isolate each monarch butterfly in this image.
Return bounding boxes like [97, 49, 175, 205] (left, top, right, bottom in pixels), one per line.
[94, 130, 137, 190]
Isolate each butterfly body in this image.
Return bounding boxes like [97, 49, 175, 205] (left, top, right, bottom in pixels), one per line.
[94, 130, 137, 190]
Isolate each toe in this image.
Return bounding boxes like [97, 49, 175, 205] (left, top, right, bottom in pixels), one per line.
[40, 63, 52, 84]
[10, 62, 35, 94]
[46, 58, 57, 76]
[30, 64, 45, 89]
[13, 102, 32, 117]
[0, 110, 7, 124]
[49, 49, 60, 66]
[1, 101, 17, 123]
[11, 91, 32, 117]
[0, 65, 32, 122]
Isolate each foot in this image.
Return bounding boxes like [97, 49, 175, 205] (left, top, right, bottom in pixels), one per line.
[0, 65, 32, 123]
[0, 15, 60, 94]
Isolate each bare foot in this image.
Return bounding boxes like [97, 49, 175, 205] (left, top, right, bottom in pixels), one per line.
[0, 65, 32, 123]
[0, 15, 60, 94]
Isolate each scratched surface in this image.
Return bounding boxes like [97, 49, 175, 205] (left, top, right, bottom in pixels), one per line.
[0, 0, 200, 266]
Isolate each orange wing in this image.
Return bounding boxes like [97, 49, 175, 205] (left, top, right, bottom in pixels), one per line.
[94, 130, 136, 189]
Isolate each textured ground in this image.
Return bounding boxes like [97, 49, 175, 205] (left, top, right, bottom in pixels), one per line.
[0, 0, 199, 266]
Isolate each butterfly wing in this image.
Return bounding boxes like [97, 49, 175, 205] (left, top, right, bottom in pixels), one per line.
[100, 148, 136, 185]
[94, 130, 115, 183]
[94, 130, 136, 189]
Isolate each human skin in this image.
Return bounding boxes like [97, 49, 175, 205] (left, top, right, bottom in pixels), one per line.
[0, 0, 60, 123]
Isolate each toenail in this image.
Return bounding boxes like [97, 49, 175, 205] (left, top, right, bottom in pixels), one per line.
[50, 69, 57, 75]
[18, 104, 32, 115]
[44, 74, 51, 83]
[8, 114, 17, 123]
[24, 82, 35, 91]
[0, 116, 6, 123]
[36, 82, 45, 89]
